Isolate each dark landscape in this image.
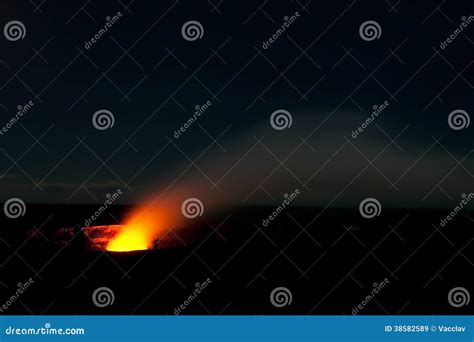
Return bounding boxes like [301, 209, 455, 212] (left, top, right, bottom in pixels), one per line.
[1, 204, 472, 315]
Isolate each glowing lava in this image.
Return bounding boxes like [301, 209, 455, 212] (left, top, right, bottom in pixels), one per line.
[105, 202, 176, 252]
[106, 224, 151, 252]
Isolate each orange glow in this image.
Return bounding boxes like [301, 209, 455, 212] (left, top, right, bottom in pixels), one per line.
[102, 183, 210, 252]
[106, 202, 177, 252]
[106, 224, 150, 252]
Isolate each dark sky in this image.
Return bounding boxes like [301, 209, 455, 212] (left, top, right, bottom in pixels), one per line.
[0, 0, 473, 207]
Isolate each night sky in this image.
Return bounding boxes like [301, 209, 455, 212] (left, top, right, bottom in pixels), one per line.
[0, 0, 473, 207]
